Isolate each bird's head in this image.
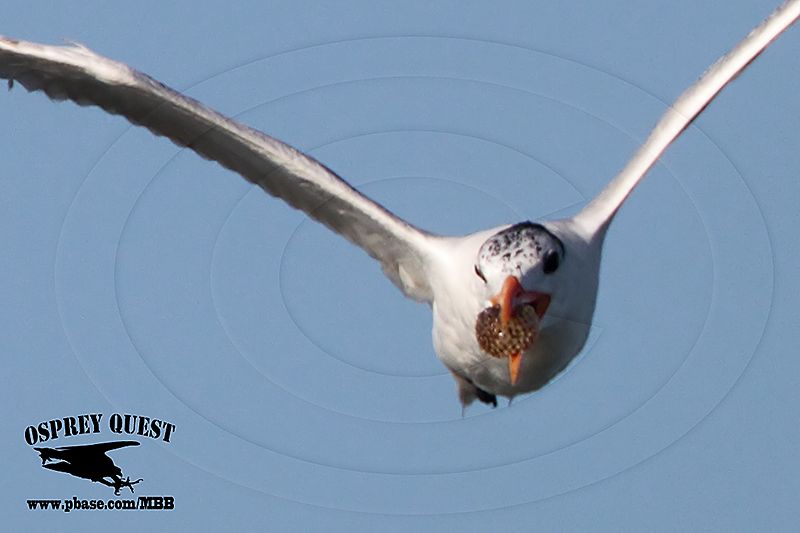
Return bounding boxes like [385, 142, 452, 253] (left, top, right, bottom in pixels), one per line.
[473, 222, 566, 384]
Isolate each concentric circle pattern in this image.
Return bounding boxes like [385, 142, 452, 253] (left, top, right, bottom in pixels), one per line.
[54, 37, 771, 513]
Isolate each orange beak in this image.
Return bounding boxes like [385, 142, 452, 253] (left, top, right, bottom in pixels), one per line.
[507, 352, 523, 386]
[490, 275, 551, 385]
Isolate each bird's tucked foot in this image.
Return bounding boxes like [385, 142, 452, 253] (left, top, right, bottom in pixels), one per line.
[475, 386, 498, 407]
[450, 370, 497, 408]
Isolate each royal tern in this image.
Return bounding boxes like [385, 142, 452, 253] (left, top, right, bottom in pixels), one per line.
[1, 0, 797, 408]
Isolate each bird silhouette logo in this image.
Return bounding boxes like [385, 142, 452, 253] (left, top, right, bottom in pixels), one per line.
[34, 440, 143, 495]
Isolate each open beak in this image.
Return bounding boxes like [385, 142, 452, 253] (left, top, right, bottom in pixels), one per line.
[490, 275, 551, 385]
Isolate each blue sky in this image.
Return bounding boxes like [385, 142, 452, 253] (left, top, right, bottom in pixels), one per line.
[2, 1, 799, 531]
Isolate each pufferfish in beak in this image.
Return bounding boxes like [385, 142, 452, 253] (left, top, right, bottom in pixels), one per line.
[476, 275, 551, 385]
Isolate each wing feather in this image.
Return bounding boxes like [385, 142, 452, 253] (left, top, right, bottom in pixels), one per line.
[0, 38, 436, 301]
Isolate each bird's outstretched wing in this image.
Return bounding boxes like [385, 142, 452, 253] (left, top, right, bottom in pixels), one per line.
[575, 0, 800, 234]
[52, 440, 141, 454]
[0, 37, 437, 302]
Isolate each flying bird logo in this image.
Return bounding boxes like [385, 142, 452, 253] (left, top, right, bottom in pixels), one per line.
[34, 440, 143, 495]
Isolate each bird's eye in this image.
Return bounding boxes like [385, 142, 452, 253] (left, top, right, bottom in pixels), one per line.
[474, 265, 487, 283]
[543, 250, 560, 274]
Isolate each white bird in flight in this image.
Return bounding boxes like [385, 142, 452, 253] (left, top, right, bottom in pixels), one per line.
[1, 1, 797, 408]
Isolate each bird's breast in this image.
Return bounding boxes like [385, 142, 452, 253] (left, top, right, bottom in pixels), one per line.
[431, 296, 511, 393]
